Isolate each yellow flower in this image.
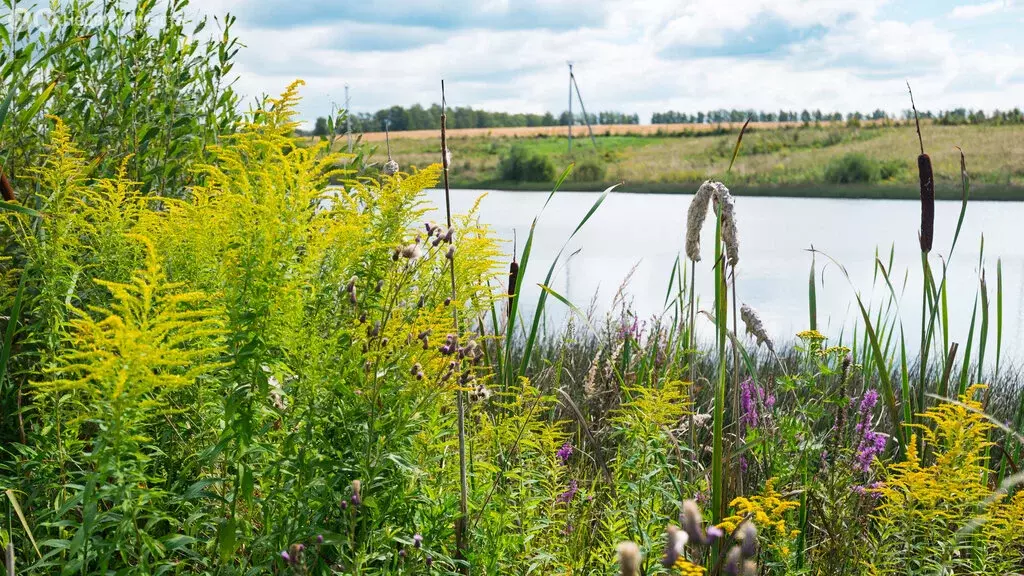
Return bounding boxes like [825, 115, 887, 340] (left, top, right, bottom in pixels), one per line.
[719, 479, 800, 563]
[674, 559, 707, 575]
[796, 329, 826, 341]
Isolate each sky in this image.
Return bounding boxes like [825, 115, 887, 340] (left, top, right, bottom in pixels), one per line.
[191, 0, 1024, 125]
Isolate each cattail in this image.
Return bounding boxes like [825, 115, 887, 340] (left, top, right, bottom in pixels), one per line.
[616, 541, 642, 576]
[740, 304, 773, 352]
[918, 153, 934, 252]
[0, 169, 13, 203]
[711, 182, 739, 268]
[662, 525, 688, 568]
[908, 82, 933, 253]
[685, 181, 714, 262]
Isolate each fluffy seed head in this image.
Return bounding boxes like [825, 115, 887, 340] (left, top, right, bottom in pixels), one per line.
[711, 181, 739, 268]
[382, 159, 399, 176]
[740, 303, 774, 352]
[617, 541, 642, 576]
[685, 181, 715, 262]
[662, 525, 688, 568]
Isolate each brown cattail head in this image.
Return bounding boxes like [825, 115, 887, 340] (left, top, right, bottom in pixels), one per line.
[918, 153, 934, 252]
[0, 168, 14, 202]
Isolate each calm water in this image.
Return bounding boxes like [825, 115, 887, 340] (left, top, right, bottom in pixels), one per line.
[423, 189, 1024, 361]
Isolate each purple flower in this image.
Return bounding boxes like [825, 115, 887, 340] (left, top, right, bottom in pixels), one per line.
[556, 479, 579, 504]
[557, 442, 574, 465]
[413, 534, 423, 548]
[316, 534, 324, 545]
[859, 389, 879, 417]
[426, 555, 434, 567]
[706, 526, 724, 540]
[739, 455, 749, 474]
[855, 430, 888, 472]
[740, 378, 760, 429]
[281, 551, 291, 563]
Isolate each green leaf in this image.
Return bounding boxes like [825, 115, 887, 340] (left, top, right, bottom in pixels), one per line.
[0, 200, 42, 217]
[216, 518, 236, 562]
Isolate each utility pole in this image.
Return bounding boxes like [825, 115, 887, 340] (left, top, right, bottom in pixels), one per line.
[571, 67, 598, 149]
[345, 84, 352, 153]
[567, 62, 573, 154]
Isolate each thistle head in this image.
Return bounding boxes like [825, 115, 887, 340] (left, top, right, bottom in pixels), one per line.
[616, 541, 642, 576]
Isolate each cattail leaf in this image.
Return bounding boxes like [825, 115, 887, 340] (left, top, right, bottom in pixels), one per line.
[0, 200, 40, 217]
[5, 490, 41, 559]
[0, 88, 14, 130]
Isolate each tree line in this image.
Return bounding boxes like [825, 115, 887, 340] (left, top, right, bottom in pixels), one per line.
[310, 105, 639, 135]
[310, 104, 1024, 136]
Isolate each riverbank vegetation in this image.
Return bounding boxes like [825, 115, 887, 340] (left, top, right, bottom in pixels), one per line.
[2, 3, 1023, 575]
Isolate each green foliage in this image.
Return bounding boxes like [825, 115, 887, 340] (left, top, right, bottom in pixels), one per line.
[571, 157, 607, 182]
[0, 0, 240, 197]
[499, 145, 556, 182]
[824, 152, 880, 184]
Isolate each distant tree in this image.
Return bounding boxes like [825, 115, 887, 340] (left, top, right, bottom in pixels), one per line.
[313, 116, 329, 137]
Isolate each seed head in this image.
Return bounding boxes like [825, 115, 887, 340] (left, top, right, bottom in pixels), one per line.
[400, 243, 423, 260]
[685, 181, 714, 262]
[740, 303, 773, 352]
[662, 525, 688, 568]
[382, 159, 399, 176]
[616, 541, 642, 576]
[711, 181, 739, 268]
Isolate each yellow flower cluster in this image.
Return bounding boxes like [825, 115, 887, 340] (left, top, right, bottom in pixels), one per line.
[817, 345, 851, 358]
[674, 559, 707, 575]
[718, 479, 800, 537]
[869, 385, 1024, 573]
[796, 329, 826, 341]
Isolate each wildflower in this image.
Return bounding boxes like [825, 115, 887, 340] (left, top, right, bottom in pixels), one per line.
[400, 243, 422, 260]
[675, 558, 707, 575]
[442, 226, 454, 244]
[399, 548, 407, 558]
[340, 500, 348, 510]
[740, 304, 774, 352]
[616, 541, 642, 576]
[662, 525, 688, 568]
[445, 245, 455, 260]
[413, 534, 423, 548]
[425, 555, 433, 567]
[317, 534, 324, 544]
[556, 479, 579, 504]
[796, 329, 826, 342]
[557, 441, 574, 465]
[711, 182, 739, 267]
[382, 159, 399, 176]
[706, 526, 724, 540]
[444, 297, 451, 306]
[680, 499, 707, 545]
[740, 378, 760, 429]
[351, 480, 362, 506]
[685, 181, 714, 262]
[281, 550, 291, 564]
[375, 279, 384, 293]
[854, 430, 887, 472]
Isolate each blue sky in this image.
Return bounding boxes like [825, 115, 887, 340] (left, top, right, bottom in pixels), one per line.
[193, 0, 1024, 125]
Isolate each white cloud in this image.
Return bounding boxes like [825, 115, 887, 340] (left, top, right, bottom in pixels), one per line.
[191, 0, 1024, 124]
[950, 0, 1013, 19]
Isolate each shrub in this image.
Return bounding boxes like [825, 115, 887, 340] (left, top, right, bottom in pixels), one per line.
[824, 152, 879, 184]
[571, 157, 607, 182]
[499, 145, 556, 182]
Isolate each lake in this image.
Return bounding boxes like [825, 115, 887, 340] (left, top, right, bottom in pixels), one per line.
[423, 188, 1024, 362]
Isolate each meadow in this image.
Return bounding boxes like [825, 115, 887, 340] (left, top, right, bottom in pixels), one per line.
[355, 122, 1024, 199]
[2, 3, 1024, 575]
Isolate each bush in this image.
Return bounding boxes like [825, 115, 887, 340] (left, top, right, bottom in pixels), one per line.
[571, 157, 607, 182]
[499, 145, 556, 182]
[824, 152, 879, 184]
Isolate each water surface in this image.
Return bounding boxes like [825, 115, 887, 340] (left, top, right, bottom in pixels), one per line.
[423, 188, 1024, 361]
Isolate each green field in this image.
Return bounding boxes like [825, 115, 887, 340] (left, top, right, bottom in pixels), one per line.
[370, 122, 1024, 199]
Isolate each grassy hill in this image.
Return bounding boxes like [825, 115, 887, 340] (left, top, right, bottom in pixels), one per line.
[345, 121, 1024, 199]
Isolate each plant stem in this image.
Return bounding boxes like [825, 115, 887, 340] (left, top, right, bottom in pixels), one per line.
[440, 81, 470, 575]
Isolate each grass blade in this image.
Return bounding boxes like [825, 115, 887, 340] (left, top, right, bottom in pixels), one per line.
[5, 490, 41, 559]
